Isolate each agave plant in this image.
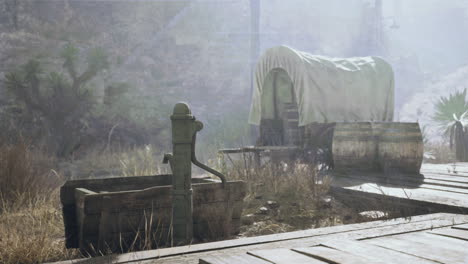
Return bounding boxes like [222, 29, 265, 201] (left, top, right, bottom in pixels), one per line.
[432, 89, 468, 161]
[448, 112, 468, 161]
[433, 88, 468, 134]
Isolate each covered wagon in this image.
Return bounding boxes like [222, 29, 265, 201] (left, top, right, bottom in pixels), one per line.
[247, 46, 423, 173]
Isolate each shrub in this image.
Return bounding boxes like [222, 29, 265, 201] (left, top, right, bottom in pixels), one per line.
[3, 44, 109, 157]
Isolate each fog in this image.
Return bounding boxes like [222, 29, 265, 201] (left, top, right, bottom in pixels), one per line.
[2, 1, 468, 261]
[1, 0, 468, 153]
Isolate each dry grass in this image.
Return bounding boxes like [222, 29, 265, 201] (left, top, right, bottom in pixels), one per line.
[424, 142, 457, 163]
[0, 142, 81, 264]
[0, 144, 390, 263]
[0, 141, 60, 210]
[0, 192, 80, 264]
[220, 153, 359, 236]
[66, 145, 169, 179]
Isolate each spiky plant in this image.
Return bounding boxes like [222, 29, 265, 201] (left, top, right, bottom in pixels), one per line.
[433, 88, 468, 134]
[432, 89, 468, 161]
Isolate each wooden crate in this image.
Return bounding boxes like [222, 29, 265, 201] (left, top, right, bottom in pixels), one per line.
[61, 175, 246, 254]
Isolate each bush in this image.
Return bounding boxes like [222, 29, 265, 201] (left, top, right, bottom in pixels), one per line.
[3, 44, 108, 157]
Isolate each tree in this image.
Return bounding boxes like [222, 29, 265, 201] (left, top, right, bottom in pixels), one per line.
[3, 44, 109, 156]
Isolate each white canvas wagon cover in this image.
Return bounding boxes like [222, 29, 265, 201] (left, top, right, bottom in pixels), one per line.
[248, 46, 394, 126]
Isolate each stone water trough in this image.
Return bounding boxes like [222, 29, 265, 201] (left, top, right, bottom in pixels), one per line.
[60, 103, 246, 254]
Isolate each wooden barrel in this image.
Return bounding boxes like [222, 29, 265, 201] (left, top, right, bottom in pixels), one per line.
[332, 122, 378, 171]
[376, 122, 423, 174]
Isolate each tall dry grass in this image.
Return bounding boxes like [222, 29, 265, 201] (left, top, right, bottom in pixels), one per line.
[66, 145, 168, 179]
[223, 153, 330, 201]
[0, 191, 80, 264]
[221, 152, 338, 235]
[0, 141, 60, 210]
[0, 142, 80, 264]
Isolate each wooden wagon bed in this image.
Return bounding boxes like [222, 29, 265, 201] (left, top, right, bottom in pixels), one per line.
[51, 213, 468, 264]
[329, 163, 468, 214]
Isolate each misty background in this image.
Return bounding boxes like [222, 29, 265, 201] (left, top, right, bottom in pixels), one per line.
[0, 0, 467, 160]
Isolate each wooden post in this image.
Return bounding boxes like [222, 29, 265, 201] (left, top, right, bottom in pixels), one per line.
[167, 102, 199, 246]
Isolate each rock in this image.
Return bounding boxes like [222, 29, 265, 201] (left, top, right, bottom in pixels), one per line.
[241, 214, 256, 225]
[265, 200, 279, 209]
[257, 206, 269, 215]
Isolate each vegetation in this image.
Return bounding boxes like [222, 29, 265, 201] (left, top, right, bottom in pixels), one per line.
[433, 88, 468, 133]
[432, 89, 468, 161]
[3, 44, 108, 156]
[2, 43, 171, 158]
[0, 141, 59, 209]
[0, 142, 78, 264]
[0, 142, 386, 263]
[222, 154, 392, 236]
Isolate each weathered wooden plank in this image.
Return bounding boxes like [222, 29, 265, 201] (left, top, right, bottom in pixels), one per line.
[139, 215, 468, 264]
[53, 213, 468, 264]
[61, 175, 173, 205]
[248, 248, 326, 264]
[320, 240, 438, 264]
[333, 170, 468, 191]
[421, 167, 468, 177]
[83, 181, 245, 214]
[62, 174, 218, 248]
[333, 172, 468, 195]
[98, 210, 172, 235]
[429, 228, 468, 241]
[368, 232, 468, 264]
[199, 254, 271, 264]
[218, 147, 262, 154]
[422, 173, 468, 184]
[423, 178, 468, 190]
[453, 223, 468, 230]
[66, 177, 245, 251]
[293, 246, 387, 264]
[421, 163, 468, 172]
[332, 176, 464, 202]
[331, 176, 468, 209]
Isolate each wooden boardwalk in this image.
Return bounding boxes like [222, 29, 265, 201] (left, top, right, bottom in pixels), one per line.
[54, 213, 468, 264]
[329, 163, 468, 214]
[53, 163, 468, 264]
[200, 221, 468, 264]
